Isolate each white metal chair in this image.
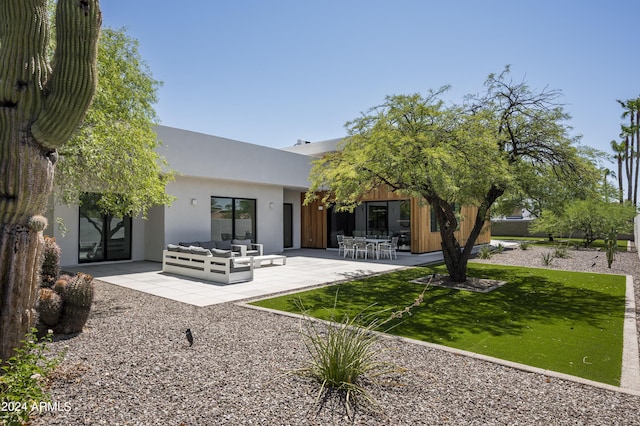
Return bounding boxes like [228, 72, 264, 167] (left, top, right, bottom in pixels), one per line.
[342, 237, 356, 258]
[378, 236, 398, 260]
[336, 234, 345, 257]
[354, 237, 375, 260]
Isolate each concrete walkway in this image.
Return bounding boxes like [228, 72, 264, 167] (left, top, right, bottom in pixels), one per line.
[63, 249, 444, 307]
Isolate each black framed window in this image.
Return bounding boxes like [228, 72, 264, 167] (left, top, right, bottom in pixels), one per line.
[78, 193, 132, 263]
[211, 197, 256, 242]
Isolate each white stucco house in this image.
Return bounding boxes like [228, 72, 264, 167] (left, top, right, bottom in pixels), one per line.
[47, 125, 315, 267]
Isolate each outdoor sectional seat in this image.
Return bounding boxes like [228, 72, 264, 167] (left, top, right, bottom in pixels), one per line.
[163, 243, 254, 284]
[175, 240, 264, 257]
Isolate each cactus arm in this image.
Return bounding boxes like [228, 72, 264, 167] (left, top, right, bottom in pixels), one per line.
[31, 0, 102, 150]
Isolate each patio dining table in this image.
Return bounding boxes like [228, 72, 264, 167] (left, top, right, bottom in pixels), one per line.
[364, 238, 391, 259]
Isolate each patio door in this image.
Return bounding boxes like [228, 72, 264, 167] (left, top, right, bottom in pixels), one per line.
[78, 193, 132, 263]
[283, 203, 293, 248]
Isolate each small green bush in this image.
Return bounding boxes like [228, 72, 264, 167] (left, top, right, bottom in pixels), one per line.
[553, 245, 569, 259]
[541, 251, 554, 266]
[478, 246, 493, 259]
[0, 329, 63, 426]
[519, 241, 530, 250]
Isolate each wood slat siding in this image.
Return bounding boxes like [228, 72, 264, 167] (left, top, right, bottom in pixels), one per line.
[415, 203, 491, 253]
[301, 193, 327, 248]
[300, 190, 491, 252]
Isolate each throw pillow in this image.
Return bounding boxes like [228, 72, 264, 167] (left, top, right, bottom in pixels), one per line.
[211, 248, 232, 258]
[190, 246, 212, 256]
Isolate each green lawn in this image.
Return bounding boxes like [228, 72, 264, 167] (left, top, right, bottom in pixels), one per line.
[251, 264, 627, 386]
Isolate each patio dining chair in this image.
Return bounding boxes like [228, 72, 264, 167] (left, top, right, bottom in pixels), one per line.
[354, 237, 375, 260]
[342, 237, 356, 258]
[336, 234, 345, 257]
[378, 236, 398, 260]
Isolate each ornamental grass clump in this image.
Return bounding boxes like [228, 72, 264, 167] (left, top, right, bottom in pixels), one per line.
[294, 278, 431, 418]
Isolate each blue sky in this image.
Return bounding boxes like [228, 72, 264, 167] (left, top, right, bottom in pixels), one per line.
[101, 1, 639, 166]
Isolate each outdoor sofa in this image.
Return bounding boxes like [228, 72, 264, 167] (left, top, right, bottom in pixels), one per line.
[162, 242, 255, 284]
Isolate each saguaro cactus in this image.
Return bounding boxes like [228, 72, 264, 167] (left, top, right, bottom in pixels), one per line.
[0, 0, 101, 362]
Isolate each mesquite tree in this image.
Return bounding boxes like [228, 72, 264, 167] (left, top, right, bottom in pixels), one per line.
[306, 67, 595, 282]
[0, 0, 101, 362]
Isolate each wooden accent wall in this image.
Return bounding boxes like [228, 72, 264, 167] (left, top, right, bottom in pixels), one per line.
[301, 193, 326, 248]
[412, 202, 491, 253]
[300, 189, 491, 252]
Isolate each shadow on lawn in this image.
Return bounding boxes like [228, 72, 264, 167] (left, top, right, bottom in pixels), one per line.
[294, 266, 625, 344]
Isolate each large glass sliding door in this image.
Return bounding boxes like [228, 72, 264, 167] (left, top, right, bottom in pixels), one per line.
[326, 200, 411, 251]
[211, 196, 256, 242]
[79, 193, 132, 263]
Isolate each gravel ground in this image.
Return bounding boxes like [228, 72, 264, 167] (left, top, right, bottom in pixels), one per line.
[31, 245, 640, 425]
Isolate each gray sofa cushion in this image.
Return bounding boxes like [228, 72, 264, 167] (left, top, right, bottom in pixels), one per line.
[166, 244, 180, 252]
[190, 246, 212, 256]
[179, 241, 200, 247]
[215, 240, 232, 250]
[178, 245, 193, 253]
[199, 240, 217, 250]
[211, 248, 233, 258]
[232, 239, 253, 249]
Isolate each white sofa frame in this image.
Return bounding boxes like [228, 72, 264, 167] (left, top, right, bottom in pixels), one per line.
[162, 250, 254, 284]
[231, 243, 263, 257]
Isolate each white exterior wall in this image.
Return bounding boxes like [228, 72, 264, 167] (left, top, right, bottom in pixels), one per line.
[158, 176, 289, 259]
[47, 126, 313, 267]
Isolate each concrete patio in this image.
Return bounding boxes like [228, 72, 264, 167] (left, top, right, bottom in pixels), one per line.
[63, 248, 447, 307]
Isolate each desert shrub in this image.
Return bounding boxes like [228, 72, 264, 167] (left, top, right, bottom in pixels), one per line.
[478, 246, 493, 259]
[541, 251, 554, 266]
[0, 329, 63, 426]
[519, 241, 530, 250]
[553, 245, 569, 259]
[294, 280, 430, 417]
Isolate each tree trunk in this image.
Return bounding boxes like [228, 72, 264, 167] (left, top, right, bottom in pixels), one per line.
[0, 0, 101, 363]
[625, 136, 632, 202]
[631, 108, 640, 206]
[430, 185, 504, 283]
[618, 154, 624, 203]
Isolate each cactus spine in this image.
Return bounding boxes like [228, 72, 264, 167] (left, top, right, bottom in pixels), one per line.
[0, 0, 102, 362]
[37, 288, 63, 328]
[56, 273, 94, 335]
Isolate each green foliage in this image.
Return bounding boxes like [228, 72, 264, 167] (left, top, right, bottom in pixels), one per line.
[553, 244, 569, 259]
[0, 329, 63, 426]
[478, 246, 493, 259]
[305, 66, 596, 282]
[54, 26, 174, 218]
[519, 241, 530, 250]
[530, 200, 636, 248]
[541, 251, 554, 266]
